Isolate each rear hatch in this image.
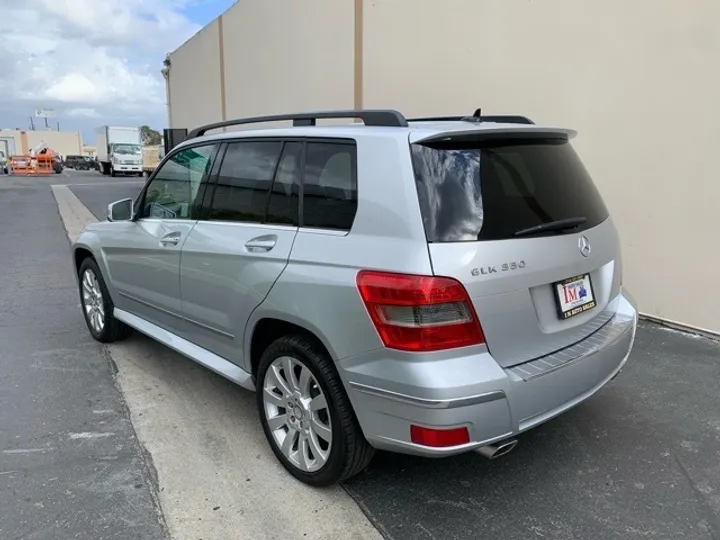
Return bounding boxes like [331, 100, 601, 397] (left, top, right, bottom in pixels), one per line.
[410, 127, 623, 368]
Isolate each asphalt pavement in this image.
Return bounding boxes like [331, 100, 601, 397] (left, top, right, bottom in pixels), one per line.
[0, 171, 166, 540]
[2, 168, 719, 540]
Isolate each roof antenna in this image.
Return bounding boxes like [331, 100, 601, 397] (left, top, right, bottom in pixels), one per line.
[461, 108, 483, 123]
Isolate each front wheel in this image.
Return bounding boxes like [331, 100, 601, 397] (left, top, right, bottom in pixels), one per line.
[78, 258, 132, 343]
[256, 335, 374, 486]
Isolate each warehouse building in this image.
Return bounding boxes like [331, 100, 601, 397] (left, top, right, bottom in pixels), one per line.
[0, 129, 84, 158]
[163, 0, 720, 335]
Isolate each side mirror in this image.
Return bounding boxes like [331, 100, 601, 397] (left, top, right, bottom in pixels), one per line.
[107, 198, 133, 222]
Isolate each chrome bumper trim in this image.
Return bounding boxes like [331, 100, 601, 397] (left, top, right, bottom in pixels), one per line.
[508, 312, 635, 382]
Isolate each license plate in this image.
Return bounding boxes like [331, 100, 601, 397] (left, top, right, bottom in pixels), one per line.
[553, 273, 596, 320]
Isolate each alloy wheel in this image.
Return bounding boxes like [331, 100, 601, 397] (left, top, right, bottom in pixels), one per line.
[81, 269, 105, 333]
[262, 356, 333, 472]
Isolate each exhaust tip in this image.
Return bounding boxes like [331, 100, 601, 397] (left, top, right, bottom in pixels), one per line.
[476, 439, 518, 460]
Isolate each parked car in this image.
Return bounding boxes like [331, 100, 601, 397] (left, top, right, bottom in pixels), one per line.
[65, 155, 94, 170]
[71, 109, 638, 486]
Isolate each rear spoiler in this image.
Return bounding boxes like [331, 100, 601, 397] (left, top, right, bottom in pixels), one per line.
[410, 127, 577, 145]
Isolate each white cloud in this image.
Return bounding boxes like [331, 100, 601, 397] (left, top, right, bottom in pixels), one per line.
[0, 0, 203, 130]
[66, 108, 101, 118]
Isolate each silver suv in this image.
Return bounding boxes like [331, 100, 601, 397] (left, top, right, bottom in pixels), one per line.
[72, 109, 638, 486]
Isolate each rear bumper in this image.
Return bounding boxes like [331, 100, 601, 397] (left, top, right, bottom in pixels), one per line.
[339, 291, 638, 457]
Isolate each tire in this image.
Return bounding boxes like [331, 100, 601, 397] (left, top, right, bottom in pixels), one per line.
[110, 166, 116, 177]
[78, 258, 132, 343]
[256, 334, 374, 486]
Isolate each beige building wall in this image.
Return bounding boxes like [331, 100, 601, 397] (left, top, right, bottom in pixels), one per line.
[362, 0, 720, 334]
[167, 0, 355, 132]
[166, 0, 719, 334]
[0, 129, 82, 157]
[25, 130, 83, 157]
[167, 19, 223, 131]
[221, 0, 355, 123]
[0, 130, 22, 158]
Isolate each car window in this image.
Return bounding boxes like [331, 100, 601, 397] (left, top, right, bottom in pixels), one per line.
[208, 141, 283, 223]
[302, 141, 357, 230]
[265, 142, 301, 226]
[140, 144, 215, 220]
[411, 138, 610, 242]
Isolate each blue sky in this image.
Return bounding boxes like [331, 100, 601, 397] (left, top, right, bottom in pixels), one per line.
[183, 0, 237, 27]
[0, 0, 238, 143]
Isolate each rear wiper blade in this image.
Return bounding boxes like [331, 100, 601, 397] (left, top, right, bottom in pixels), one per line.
[514, 217, 587, 237]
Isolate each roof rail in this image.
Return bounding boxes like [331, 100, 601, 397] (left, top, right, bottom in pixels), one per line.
[407, 109, 535, 125]
[187, 109, 409, 139]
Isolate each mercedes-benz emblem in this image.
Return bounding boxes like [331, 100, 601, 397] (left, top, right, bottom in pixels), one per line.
[578, 236, 591, 257]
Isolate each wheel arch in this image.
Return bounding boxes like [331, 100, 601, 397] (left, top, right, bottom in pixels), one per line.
[72, 243, 118, 304]
[247, 315, 337, 379]
[73, 245, 95, 275]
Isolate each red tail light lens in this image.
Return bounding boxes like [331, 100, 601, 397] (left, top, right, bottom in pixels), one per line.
[410, 425, 470, 447]
[356, 270, 485, 352]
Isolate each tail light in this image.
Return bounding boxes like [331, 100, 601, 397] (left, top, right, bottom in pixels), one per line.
[356, 270, 485, 352]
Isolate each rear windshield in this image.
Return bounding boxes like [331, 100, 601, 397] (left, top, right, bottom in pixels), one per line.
[411, 137, 609, 242]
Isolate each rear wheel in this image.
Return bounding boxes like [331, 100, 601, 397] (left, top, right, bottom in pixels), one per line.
[256, 335, 374, 486]
[78, 258, 132, 343]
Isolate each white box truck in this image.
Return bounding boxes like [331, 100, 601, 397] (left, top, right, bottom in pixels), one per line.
[96, 126, 143, 177]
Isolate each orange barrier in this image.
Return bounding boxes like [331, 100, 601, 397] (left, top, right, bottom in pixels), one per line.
[9, 155, 32, 175]
[35, 154, 54, 175]
[9, 153, 56, 175]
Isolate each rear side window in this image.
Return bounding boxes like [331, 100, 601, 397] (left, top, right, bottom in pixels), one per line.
[302, 142, 357, 230]
[411, 138, 609, 242]
[209, 141, 282, 222]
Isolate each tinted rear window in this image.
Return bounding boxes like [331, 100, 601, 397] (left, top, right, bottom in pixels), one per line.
[411, 138, 609, 242]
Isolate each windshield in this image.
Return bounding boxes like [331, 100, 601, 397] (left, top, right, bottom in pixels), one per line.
[411, 137, 609, 242]
[113, 144, 142, 155]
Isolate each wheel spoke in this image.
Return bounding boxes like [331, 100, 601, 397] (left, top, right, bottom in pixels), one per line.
[83, 271, 93, 290]
[300, 435, 313, 470]
[308, 430, 328, 464]
[308, 394, 327, 411]
[91, 276, 101, 297]
[263, 388, 285, 408]
[311, 417, 332, 442]
[281, 428, 298, 457]
[267, 414, 288, 431]
[283, 357, 298, 391]
[268, 365, 292, 398]
[297, 365, 311, 396]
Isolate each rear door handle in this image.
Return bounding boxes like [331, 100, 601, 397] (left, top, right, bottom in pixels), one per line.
[245, 235, 277, 252]
[160, 232, 181, 247]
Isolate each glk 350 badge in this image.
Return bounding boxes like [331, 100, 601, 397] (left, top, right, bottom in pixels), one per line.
[471, 260, 527, 276]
